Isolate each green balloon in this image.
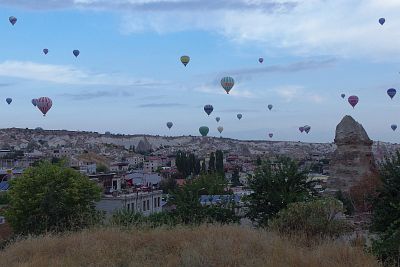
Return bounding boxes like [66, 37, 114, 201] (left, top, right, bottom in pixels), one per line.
[199, 126, 209, 137]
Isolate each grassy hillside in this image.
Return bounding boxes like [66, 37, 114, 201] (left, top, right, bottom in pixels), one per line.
[0, 225, 380, 267]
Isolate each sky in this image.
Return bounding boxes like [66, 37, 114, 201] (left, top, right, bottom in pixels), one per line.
[0, 0, 400, 143]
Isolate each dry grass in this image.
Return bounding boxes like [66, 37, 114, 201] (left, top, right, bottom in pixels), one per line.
[0, 225, 380, 267]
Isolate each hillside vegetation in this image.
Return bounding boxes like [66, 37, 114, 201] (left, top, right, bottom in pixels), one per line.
[0, 225, 380, 267]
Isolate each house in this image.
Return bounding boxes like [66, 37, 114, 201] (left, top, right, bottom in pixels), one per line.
[124, 171, 161, 187]
[110, 162, 129, 173]
[52, 147, 73, 159]
[143, 157, 162, 173]
[126, 155, 145, 167]
[88, 173, 122, 194]
[96, 190, 163, 217]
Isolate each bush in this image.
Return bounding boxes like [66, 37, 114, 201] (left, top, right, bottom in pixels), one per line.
[111, 209, 145, 227]
[269, 198, 352, 239]
[335, 190, 355, 215]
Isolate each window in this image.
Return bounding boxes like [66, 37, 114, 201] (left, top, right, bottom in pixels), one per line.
[158, 197, 160, 207]
[147, 200, 150, 210]
[154, 198, 157, 208]
[127, 203, 130, 211]
[143, 201, 146, 211]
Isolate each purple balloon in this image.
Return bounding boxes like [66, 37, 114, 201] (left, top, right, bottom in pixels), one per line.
[387, 88, 396, 99]
[348, 95, 359, 108]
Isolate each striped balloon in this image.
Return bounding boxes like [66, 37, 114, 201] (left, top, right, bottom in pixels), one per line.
[221, 77, 235, 94]
[37, 97, 53, 116]
[204, 105, 214, 116]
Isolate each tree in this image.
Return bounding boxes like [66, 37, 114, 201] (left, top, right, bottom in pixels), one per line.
[159, 177, 177, 194]
[216, 150, 224, 174]
[231, 169, 241, 187]
[209, 152, 215, 172]
[96, 164, 109, 173]
[371, 152, 400, 265]
[201, 160, 207, 174]
[6, 161, 102, 235]
[194, 159, 201, 175]
[246, 157, 316, 227]
[256, 156, 262, 166]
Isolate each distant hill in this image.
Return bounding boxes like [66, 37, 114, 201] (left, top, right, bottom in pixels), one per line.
[0, 128, 398, 159]
[0, 225, 379, 267]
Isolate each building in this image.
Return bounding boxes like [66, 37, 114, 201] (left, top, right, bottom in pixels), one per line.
[110, 162, 129, 173]
[124, 171, 161, 187]
[88, 173, 121, 194]
[52, 147, 73, 159]
[143, 158, 162, 173]
[126, 155, 145, 167]
[96, 190, 163, 217]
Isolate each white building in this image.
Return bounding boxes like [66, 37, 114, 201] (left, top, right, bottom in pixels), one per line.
[126, 155, 145, 167]
[96, 190, 163, 217]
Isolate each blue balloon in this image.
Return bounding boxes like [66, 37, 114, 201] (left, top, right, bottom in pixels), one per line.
[387, 88, 396, 99]
[204, 105, 214, 116]
[43, 49, 49, 55]
[237, 114, 242, 120]
[6, 98, 12, 105]
[73, 50, 80, 57]
[379, 18, 385, 25]
[391, 124, 397, 131]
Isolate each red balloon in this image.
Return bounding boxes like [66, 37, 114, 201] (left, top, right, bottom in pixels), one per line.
[348, 95, 359, 108]
[37, 97, 53, 116]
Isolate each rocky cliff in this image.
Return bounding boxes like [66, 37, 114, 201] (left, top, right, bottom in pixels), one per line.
[327, 115, 377, 192]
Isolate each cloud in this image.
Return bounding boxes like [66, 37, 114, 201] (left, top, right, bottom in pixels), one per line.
[2, 0, 296, 12]
[138, 103, 186, 108]
[275, 85, 325, 103]
[0, 61, 165, 87]
[62, 90, 134, 100]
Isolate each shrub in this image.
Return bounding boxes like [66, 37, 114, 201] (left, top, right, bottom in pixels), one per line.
[269, 198, 352, 239]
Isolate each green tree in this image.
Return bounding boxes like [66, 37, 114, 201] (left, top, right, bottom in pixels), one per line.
[246, 157, 316, 227]
[371, 152, 400, 265]
[194, 159, 201, 175]
[201, 160, 207, 174]
[6, 161, 102, 235]
[96, 164, 109, 173]
[256, 156, 262, 166]
[335, 190, 354, 215]
[159, 177, 177, 194]
[216, 150, 224, 174]
[231, 169, 241, 187]
[209, 152, 215, 172]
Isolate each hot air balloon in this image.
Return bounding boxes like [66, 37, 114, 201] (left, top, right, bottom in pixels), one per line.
[237, 114, 242, 120]
[36, 97, 53, 116]
[180, 55, 190, 67]
[304, 125, 311, 134]
[43, 49, 49, 55]
[268, 104, 273, 111]
[31, 99, 38, 107]
[204, 105, 214, 116]
[341, 93, 345, 99]
[259, 58, 264, 63]
[199, 126, 209, 137]
[167, 122, 173, 130]
[269, 133, 273, 138]
[391, 124, 397, 131]
[387, 88, 397, 99]
[216, 117, 220, 123]
[6, 98, 12, 105]
[348, 95, 359, 108]
[299, 127, 304, 133]
[217, 126, 224, 134]
[221, 77, 235, 94]
[379, 18, 386, 25]
[73, 50, 80, 58]
[9, 16, 17, 26]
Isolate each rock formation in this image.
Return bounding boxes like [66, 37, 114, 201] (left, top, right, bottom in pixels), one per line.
[136, 136, 152, 153]
[327, 115, 377, 193]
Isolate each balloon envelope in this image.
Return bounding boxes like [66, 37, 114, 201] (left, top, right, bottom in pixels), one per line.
[217, 126, 224, 134]
[268, 104, 273, 111]
[387, 88, 396, 99]
[36, 97, 53, 116]
[6, 98, 12, 105]
[348, 95, 359, 108]
[299, 127, 304, 133]
[31, 99, 38, 107]
[215, 117, 220, 122]
[9, 16, 17, 25]
[180, 55, 190, 66]
[304, 125, 311, 134]
[259, 58, 264, 63]
[73, 50, 80, 57]
[341, 93, 345, 99]
[269, 133, 273, 138]
[204, 105, 214, 116]
[237, 114, 242, 120]
[391, 124, 397, 131]
[166, 122, 173, 129]
[379, 18, 385, 25]
[199, 126, 209, 137]
[221, 77, 235, 94]
[43, 49, 49, 55]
